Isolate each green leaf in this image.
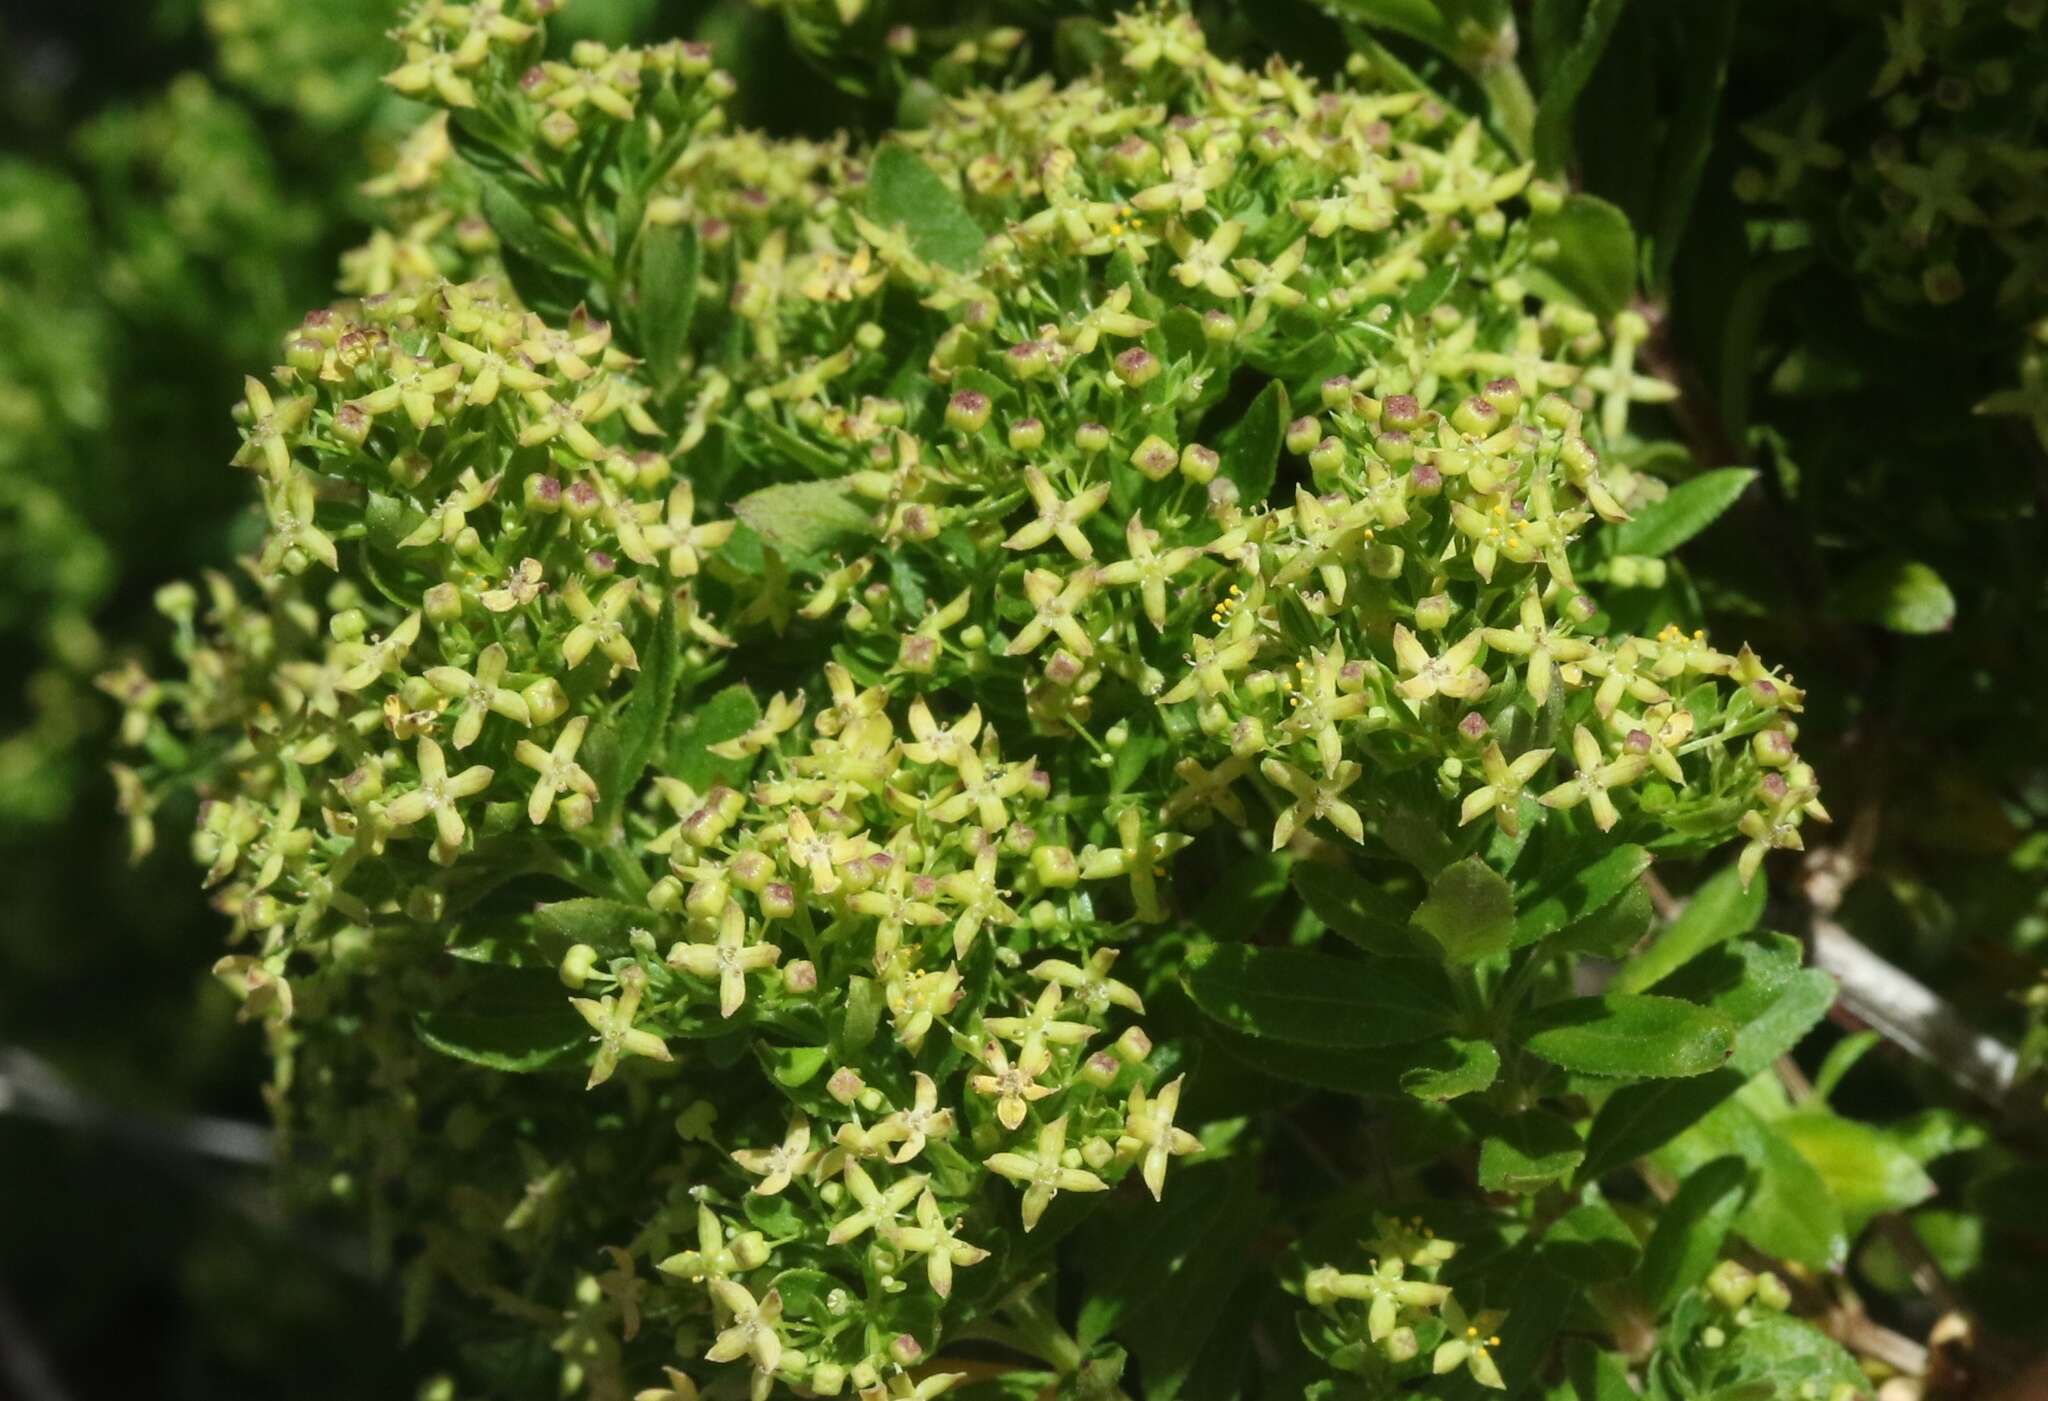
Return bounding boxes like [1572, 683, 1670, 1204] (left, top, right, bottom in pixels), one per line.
[1706, 1314, 1872, 1399]
[867, 143, 985, 273]
[1634, 1154, 1746, 1316]
[1647, 0, 1739, 288]
[1728, 968, 1834, 1077]
[414, 968, 585, 1073]
[1561, 1340, 1638, 1401]
[1475, 1106, 1586, 1193]
[1833, 556, 1956, 634]
[1655, 1096, 1847, 1269]
[1191, 848, 1291, 943]
[597, 593, 680, 828]
[1608, 468, 1756, 558]
[1774, 1113, 1936, 1232]
[1577, 1067, 1743, 1186]
[1291, 862, 1425, 957]
[533, 898, 646, 952]
[1614, 861, 1762, 992]
[1216, 380, 1286, 505]
[1527, 192, 1638, 319]
[1656, 933, 1834, 1076]
[731, 479, 877, 571]
[1515, 993, 1736, 1078]
[1514, 844, 1651, 948]
[1320, 0, 1455, 54]
[1542, 1201, 1641, 1284]
[1531, 0, 1631, 176]
[1400, 260, 1458, 316]
[1411, 856, 1516, 964]
[1182, 944, 1456, 1048]
[1072, 1160, 1267, 1399]
[1554, 878, 1654, 957]
[1207, 1023, 1498, 1101]
[635, 222, 699, 393]
[669, 683, 762, 792]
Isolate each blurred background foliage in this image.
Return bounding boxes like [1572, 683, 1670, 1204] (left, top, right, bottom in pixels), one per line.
[2, 0, 2045, 1396]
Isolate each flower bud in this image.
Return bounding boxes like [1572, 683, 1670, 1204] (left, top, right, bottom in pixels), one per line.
[423, 582, 463, 624]
[1115, 1025, 1153, 1063]
[647, 875, 684, 913]
[783, 960, 818, 993]
[1706, 1259, 1757, 1310]
[1752, 728, 1795, 768]
[1415, 593, 1454, 631]
[1114, 347, 1161, 389]
[828, 1067, 864, 1105]
[1202, 309, 1238, 343]
[760, 882, 798, 920]
[1080, 1051, 1121, 1088]
[1309, 436, 1347, 477]
[1075, 421, 1111, 453]
[730, 1231, 771, 1270]
[1129, 434, 1178, 481]
[1286, 415, 1321, 455]
[559, 944, 599, 988]
[1007, 416, 1045, 452]
[1031, 844, 1080, 887]
[1381, 394, 1425, 431]
[945, 389, 991, 434]
[524, 473, 563, 514]
[1179, 443, 1219, 484]
[523, 677, 570, 726]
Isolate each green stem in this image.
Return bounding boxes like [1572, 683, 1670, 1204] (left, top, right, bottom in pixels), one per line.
[1000, 1285, 1085, 1374]
[1472, 59, 1537, 161]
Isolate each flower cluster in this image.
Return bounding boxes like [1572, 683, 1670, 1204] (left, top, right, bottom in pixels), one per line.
[1301, 1217, 1505, 1391]
[111, 1, 1827, 1395]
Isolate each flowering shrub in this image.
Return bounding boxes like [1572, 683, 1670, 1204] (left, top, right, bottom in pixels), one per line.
[89, 1, 2041, 1398]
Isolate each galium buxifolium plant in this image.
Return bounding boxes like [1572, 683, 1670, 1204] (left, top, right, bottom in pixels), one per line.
[112, 1, 1854, 1396]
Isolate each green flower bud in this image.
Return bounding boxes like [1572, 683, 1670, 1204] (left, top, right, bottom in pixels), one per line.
[1129, 434, 1178, 481]
[560, 943, 599, 988]
[946, 389, 991, 434]
[523, 677, 569, 725]
[1114, 347, 1161, 388]
[1707, 1259, 1757, 1310]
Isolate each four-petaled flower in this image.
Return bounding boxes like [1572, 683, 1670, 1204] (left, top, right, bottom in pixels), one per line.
[562, 578, 641, 670]
[884, 1189, 990, 1298]
[381, 735, 493, 858]
[668, 900, 783, 1018]
[515, 714, 599, 825]
[1539, 724, 1649, 832]
[424, 642, 531, 749]
[1004, 466, 1111, 560]
[1262, 757, 1366, 848]
[983, 1115, 1108, 1231]
[1392, 625, 1486, 703]
[1458, 742, 1554, 838]
[570, 965, 672, 1090]
[969, 1037, 1055, 1131]
[729, 1110, 815, 1195]
[825, 1161, 928, 1245]
[1006, 568, 1098, 658]
[1118, 1073, 1201, 1199]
